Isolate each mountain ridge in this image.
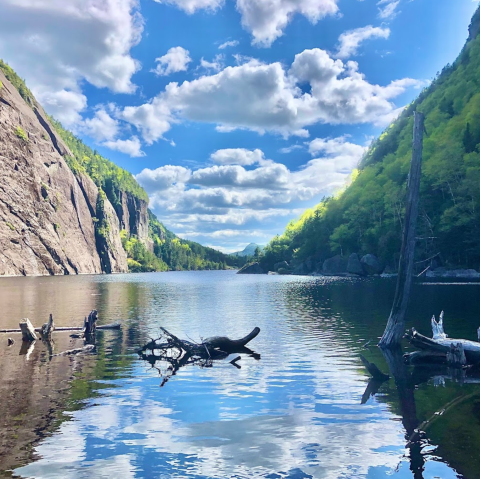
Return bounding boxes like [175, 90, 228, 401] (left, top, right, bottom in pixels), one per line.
[0, 60, 240, 275]
[260, 6, 480, 274]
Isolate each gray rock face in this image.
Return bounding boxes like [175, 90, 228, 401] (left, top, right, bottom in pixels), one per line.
[361, 254, 384, 275]
[322, 255, 348, 275]
[0, 69, 128, 276]
[347, 253, 365, 276]
[116, 191, 150, 244]
[274, 261, 289, 272]
[237, 262, 265, 274]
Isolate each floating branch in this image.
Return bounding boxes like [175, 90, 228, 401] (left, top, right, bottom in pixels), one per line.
[139, 327, 261, 386]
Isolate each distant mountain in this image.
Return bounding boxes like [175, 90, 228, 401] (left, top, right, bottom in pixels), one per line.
[230, 243, 265, 257]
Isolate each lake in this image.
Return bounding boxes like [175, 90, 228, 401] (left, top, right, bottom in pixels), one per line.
[1, 271, 480, 479]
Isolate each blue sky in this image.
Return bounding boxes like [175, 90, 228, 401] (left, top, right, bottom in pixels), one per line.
[0, 0, 478, 252]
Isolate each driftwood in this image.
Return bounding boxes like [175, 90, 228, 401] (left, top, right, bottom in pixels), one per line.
[0, 321, 121, 334]
[41, 314, 55, 341]
[139, 327, 261, 386]
[405, 311, 480, 364]
[19, 318, 37, 342]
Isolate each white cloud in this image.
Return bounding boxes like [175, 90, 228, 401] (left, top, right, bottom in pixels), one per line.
[155, 0, 339, 47]
[199, 54, 224, 73]
[210, 148, 266, 166]
[218, 40, 239, 49]
[121, 48, 424, 142]
[83, 109, 120, 141]
[0, 0, 143, 126]
[279, 145, 303, 154]
[378, 0, 400, 19]
[236, 0, 339, 46]
[103, 136, 145, 157]
[136, 139, 365, 241]
[153, 0, 224, 14]
[152, 46, 192, 76]
[336, 25, 390, 59]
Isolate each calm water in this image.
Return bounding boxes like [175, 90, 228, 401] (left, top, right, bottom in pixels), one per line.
[1, 271, 480, 479]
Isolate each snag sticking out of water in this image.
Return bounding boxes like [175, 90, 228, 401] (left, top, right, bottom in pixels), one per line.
[138, 327, 261, 387]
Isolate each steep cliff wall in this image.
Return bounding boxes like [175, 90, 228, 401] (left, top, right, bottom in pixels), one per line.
[0, 69, 127, 275]
[116, 191, 153, 252]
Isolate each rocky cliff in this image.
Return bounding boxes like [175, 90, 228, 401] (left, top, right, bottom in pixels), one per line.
[0, 69, 128, 275]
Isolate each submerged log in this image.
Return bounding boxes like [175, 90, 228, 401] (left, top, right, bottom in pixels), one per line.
[139, 327, 261, 385]
[0, 322, 121, 334]
[52, 344, 95, 357]
[19, 318, 37, 342]
[406, 328, 480, 364]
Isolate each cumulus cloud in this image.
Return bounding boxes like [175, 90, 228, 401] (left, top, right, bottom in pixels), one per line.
[336, 26, 390, 59]
[210, 148, 267, 166]
[236, 0, 339, 46]
[0, 0, 143, 126]
[103, 136, 145, 157]
[152, 46, 192, 76]
[121, 48, 424, 142]
[153, 0, 224, 14]
[218, 40, 239, 49]
[199, 54, 224, 73]
[135, 139, 365, 244]
[83, 109, 120, 141]
[154, 0, 339, 46]
[378, 0, 400, 20]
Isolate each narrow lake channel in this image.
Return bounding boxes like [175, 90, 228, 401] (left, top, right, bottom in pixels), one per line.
[1, 271, 480, 478]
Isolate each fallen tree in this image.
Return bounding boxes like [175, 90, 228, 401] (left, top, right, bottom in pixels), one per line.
[139, 327, 261, 387]
[405, 312, 480, 365]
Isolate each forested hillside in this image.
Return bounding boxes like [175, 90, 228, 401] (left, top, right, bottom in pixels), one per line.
[52, 119, 241, 272]
[261, 7, 480, 272]
[0, 60, 240, 273]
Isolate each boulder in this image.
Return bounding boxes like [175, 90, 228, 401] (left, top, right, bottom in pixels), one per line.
[322, 255, 348, 276]
[361, 254, 384, 275]
[274, 260, 290, 272]
[292, 262, 309, 276]
[347, 253, 365, 276]
[277, 268, 291, 275]
[237, 262, 265, 274]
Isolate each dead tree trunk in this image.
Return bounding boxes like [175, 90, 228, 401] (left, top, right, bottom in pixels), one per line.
[379, 112, 425, 348]
[19, 318, 37, 342]
[41, 314, 55, 341]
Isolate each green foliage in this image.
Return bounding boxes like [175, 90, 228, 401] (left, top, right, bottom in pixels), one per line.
[122, 210, 242, 272]
[0, 59, 36, 107]
[50, 118, 149, 204]
[262, 12, 480, 271]
[15, 126, 28, 142]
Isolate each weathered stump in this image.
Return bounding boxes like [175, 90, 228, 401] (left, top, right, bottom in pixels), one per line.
[41, 314, 55, 341]
[19, 318, 37, 342]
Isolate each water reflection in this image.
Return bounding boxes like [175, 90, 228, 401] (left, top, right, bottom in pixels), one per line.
[0, 272, 478, 478]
